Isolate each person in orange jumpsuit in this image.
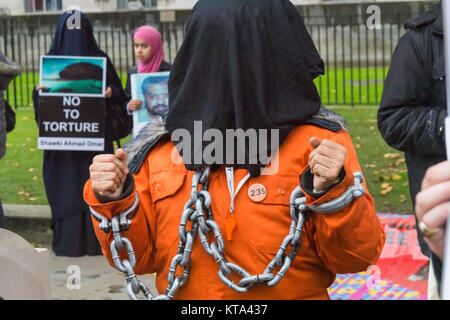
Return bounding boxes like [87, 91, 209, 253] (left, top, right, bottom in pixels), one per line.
[84, 0, 385, 300]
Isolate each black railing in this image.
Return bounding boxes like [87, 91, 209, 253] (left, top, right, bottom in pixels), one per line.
[0, 15, 409, 108]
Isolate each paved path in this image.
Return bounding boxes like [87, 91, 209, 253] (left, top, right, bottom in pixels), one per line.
[48, 246, 157, 300]
[3, 204, 157, 300]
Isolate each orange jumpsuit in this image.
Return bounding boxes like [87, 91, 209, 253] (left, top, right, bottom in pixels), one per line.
[84, 124, 385, 300]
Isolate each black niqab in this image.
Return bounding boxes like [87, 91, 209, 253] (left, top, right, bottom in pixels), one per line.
[48, 11, 126, 101]
[33, 11, 127, 256]
[166, 0, 324, 177]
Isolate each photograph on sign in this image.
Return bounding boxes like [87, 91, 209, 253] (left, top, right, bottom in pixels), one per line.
[131, 72, 170, 137]
[39, 55, 107, 97]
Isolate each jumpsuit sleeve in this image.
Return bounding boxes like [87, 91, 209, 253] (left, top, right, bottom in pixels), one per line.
[300, 130, 386, 274]
[84, 159, 157, 275]
[377, 32, 446, 155]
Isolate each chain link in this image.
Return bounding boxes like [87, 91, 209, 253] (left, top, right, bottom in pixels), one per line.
[90, 169, 365, 300]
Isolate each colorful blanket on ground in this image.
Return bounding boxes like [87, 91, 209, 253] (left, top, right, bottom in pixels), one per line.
[328, 213, 429, 300]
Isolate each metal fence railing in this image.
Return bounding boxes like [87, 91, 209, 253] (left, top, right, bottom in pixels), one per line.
[0, 14, 414, 108]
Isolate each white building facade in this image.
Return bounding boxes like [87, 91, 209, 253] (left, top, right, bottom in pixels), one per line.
[1, 0, 434, 16]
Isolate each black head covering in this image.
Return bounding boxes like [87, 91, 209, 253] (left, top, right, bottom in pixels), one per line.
[48, 11, 125, 100]
[404, 1, 441, 31]
[49, 11, 101, 56]
[166, 0, 324, 177]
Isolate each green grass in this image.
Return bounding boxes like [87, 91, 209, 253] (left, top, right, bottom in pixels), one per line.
[1, 65, 406, 211]
[0, 106, 412, 214]
[0, 110, 46, 204]
[7, 67, 388, 108]
[4, 71, 129, 108]
[330, 106, 412, 214]
[315, 66, 389, 105]
[0, 108, 130, 205]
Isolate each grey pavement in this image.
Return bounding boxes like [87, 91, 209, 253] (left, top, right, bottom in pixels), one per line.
[3, 204, 157, 300]
[48, 247, 157, 300]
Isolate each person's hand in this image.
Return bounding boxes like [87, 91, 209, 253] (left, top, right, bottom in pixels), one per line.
[36, 86, 46, 91]
[90, 149, 129, 201]
[308, 137, 347, 192]
[129, 100, 143, 112]
[105, 87, 112, 98]
[415, 161, 450, 259]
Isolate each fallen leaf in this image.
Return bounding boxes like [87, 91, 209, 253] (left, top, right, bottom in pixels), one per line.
[400, 194, 407, 203]
[381, 183, 392, 189]
[378, 175, 390, 181]
[383, 153, 402, 159]
[28, 197, 37, 201]
[381, 186, 393, 195]
[391, 173, 402, 181]
[28, 168, 35, 172]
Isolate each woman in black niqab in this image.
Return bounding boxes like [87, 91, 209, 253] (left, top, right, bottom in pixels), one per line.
[32, 11, 127, 257]
[166, 0, 324, 177]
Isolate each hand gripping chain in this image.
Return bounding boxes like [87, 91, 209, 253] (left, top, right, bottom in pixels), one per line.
[89, 170, 365, 300]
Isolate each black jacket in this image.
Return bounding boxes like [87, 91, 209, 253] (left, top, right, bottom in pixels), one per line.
[0, 51, 20, 160]
[378, 2, 446, 230]
[124, 60, 171, 101]
[377, 1, 444, 291]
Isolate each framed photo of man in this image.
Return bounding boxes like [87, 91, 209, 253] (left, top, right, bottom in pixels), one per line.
[131, 72, 170, 137]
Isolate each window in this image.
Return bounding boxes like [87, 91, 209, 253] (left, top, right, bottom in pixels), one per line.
[46, 0, 62, 11]
[117, 0, 158, 10]
[145, 0, 158, 7]
[24, 0, 62, 12]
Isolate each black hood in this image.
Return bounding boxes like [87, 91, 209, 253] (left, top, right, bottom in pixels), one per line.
[166, 0, 324, 177]
[404, 1, 441, 31]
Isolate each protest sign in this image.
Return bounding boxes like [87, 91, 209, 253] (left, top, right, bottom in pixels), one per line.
[37, 95, 106, 151]
[131, 72, 169, 137]
[37, 55, 107, 151]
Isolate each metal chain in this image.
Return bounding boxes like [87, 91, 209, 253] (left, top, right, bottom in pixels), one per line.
[90, 168, 365, 300]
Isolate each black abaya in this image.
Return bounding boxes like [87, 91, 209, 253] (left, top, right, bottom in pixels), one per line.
[33, 11, 127, 256]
